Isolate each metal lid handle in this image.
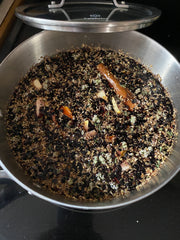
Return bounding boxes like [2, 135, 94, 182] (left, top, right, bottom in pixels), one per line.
[48, 0, 127, 9]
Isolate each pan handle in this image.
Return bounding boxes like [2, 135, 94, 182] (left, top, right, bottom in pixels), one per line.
[0, 169, 27, 209]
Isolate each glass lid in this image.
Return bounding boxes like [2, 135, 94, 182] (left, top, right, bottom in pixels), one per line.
[15, 1, 161, 33]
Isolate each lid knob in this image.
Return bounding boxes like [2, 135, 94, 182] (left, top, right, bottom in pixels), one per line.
[48, 0, 65, 8]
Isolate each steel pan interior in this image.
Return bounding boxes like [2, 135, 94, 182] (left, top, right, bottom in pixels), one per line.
[0, 31, 180, 211]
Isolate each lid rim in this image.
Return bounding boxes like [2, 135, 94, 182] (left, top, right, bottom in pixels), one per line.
[15, 2, 161, 33]
[16, 12, 160, 27]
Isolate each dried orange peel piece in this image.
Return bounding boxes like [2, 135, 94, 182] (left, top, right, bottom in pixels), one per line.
[97, 63, 136, 111]
[60, 106, 74, 119]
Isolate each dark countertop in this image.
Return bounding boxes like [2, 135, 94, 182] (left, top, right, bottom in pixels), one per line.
[0, 173, 179, 240]
[0, 1, 180, 239]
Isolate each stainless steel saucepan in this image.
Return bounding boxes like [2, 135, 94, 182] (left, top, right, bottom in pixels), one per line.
[0, 31, 180, 211]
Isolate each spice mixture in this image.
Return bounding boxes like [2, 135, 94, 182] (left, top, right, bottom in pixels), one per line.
[6, 46, 177, 201]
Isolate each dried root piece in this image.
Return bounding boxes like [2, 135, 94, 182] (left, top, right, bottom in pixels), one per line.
[97, 90, 108, 102]
[112, 97, 121, 114]
[121, 161, 131, 172]
[84, 130, 97, 140]
[84, 120, 89, 131]
[33, 79, 42, 90]
[36, 97, 45, 117]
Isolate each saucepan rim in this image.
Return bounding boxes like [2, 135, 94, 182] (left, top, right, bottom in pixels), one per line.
[0, 30, 180, 211]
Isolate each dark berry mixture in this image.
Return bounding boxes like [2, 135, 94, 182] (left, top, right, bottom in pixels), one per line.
[5, 46, 177, 201]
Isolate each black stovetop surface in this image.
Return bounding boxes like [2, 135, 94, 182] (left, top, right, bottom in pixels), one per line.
[0, 1, 180, 239]
[0, 174, 180, 240]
